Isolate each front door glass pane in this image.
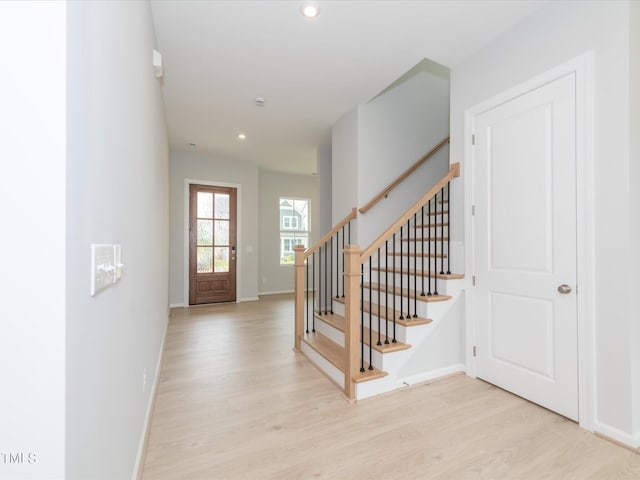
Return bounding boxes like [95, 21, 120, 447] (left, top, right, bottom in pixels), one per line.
[214, 247, 229, 272]
[197, 247, 213, 273]
[215, 193, 230, 219]
[215, 220, 229, 245]
[197, 220, 213, 246]
[197, 192, 213, 219]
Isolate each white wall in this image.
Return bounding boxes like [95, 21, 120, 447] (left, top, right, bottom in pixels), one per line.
[0, 2, 66, 478]
[629, 0, 640, 441]
[258, 170, 318, 294]
[332, 108, 359, 236]
[357, 61, 450, 247]
[169, 150, 259, 304]
[316, 144, 333, 236]
[66, 1, 170, 478]
[451, 0, 636, 443]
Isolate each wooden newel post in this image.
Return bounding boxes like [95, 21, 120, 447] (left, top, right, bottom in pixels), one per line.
[343, 244, 361, 400]
[294, 245, 306, 352]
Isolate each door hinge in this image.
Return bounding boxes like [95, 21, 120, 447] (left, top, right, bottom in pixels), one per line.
[473, 346, 477, 357]
[472, 205, 475, 216]
[472, 275, 476, 286]
[472, 134, 475, 145]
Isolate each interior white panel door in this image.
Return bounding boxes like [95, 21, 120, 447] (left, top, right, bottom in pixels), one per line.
[473, 73, 578, 421]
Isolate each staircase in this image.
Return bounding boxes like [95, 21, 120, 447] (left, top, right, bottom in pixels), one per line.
[294, 158, 462, 401]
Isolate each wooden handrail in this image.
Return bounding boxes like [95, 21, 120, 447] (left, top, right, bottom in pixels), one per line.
[358, 136, 450, 214]
[360, 162, 460, 261]
[305, 208, 357, 258]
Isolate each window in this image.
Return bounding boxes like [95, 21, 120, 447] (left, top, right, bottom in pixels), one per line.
[282, 216, 298, 230]
[279, 198, 310, 265]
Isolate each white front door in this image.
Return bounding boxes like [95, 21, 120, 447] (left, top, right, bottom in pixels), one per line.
[473, 72, 578, 420]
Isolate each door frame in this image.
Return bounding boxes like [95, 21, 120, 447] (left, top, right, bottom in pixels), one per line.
[183, 179, 243, 306]
[463, 52, 595, 430]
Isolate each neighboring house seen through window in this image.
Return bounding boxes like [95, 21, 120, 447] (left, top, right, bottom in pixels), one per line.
[280, 198, 310, 265]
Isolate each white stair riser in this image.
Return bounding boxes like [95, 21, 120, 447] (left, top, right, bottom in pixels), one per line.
[300, 342, 344, 387]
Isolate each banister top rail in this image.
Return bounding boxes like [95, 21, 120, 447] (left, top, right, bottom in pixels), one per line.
[358, 136, 450, 215]
[305, 207, 357, 257]
[360, 162, 460, 261]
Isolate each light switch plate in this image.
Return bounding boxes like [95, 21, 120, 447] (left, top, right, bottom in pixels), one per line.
[91, 244, 115, 296]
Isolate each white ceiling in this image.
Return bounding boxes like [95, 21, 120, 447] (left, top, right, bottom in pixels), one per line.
[151, 0, 549, 175]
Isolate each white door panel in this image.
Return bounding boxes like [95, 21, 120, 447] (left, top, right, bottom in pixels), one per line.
[474, 73, 578, 420]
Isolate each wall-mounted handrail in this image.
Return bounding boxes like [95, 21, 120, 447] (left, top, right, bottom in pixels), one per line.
[305, 208, 357, 258]
[358, 136, 450, 214]
[360, 162, 459, 261]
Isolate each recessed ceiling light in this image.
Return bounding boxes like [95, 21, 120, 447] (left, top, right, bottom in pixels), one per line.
[301, 3, 319, 18]
[237, 133, 246, 140]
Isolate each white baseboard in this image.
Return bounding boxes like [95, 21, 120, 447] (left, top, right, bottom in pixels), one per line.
[399, 364, 466, 387]
[238, 296, 259, 302]
[258, 290, 294, 296]
[132, 318, 169, 480]
[169, 303, 184, 308]
[594, 420, 640, 450]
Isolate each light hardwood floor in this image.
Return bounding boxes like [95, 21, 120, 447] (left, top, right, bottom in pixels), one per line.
[142, 294, 639, 479]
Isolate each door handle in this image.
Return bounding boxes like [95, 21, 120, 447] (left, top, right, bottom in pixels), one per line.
[557, 284, 572, 294]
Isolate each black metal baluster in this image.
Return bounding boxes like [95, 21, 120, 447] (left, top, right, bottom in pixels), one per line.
[369, 257, 373, 370]
[413, 214, 418, 318]
[385, 240, 389, 344]
[336, 230, 340, 298]
[341, 225, 345, 297]
[446, 182, 452, 275]
[306, 255, 309, 334]
[377, 248, 382, 346]
[440, 187, 445, 275]
[421, 205, 425, 296]
[324, 241, 328, 313]
[318, 246, 322, 316]
[428, 198, 433, 296]
[312, 252, 316, 331]
[368, 259, 373, 370]
[392, 233, 397, 343]
[406, 219, 411, 318]
[360, 264, 365, 373]
[399, 225, 404, 319]
[330, 236, 333, 314]
[433, 198, 439, 296]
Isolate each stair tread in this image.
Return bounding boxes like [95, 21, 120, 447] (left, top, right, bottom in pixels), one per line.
[332, 297, 433, 327]
[314, 312, 412, 353]
[364, 283, 452, 302]
[371, 267, 464, 280]
[301, 332, 388, 383]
